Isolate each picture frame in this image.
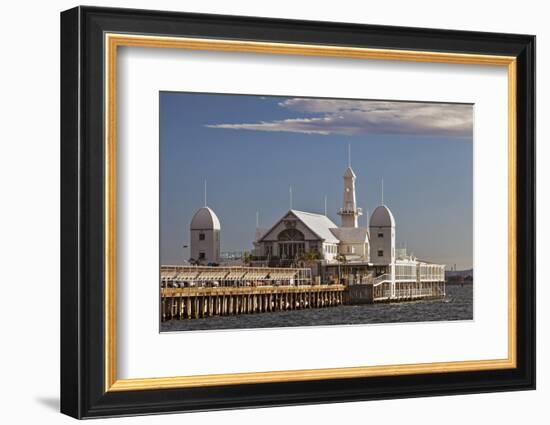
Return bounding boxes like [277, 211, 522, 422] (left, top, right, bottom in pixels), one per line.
[60, 5, 535, 419]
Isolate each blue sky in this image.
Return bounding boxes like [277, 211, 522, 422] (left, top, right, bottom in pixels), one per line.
[160, 92, 473, 270]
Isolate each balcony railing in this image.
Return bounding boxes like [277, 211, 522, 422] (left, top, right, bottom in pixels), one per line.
[338, 207, 363, 215]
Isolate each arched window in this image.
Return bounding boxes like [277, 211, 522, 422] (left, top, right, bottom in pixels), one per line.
[277, 228, 305, 241]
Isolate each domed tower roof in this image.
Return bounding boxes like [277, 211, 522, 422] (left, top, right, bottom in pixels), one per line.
[190, 207, 221, 230]
[369, 205, 395, 227]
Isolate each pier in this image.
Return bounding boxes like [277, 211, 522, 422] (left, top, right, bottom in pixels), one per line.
[161, 284, 345, 321]
[161, 265, 344, 321]
[160, 265, 445, 322]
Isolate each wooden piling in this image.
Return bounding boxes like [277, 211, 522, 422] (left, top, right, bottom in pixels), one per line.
[161, 284, 346, 321]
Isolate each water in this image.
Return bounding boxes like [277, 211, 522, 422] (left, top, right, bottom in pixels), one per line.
[160, 284, 473, 332]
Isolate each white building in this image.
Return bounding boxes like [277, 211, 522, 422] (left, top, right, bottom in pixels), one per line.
[253, 162, 372, 264]
[252, 159, 445, 287]
[190, 206, 221, 264]
[183, 153, 445, 294]
[253, 209, 341, 263]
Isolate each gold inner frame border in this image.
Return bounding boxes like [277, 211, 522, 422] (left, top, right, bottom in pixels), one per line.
[104, 33, 517, 392]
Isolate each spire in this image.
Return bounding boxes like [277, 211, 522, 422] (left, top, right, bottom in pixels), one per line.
[324, 195, 327, 216]
[338, 145, 362, 227]
[256, 210, 259, 228]
[289, 185, 293, 210]
[344, 143, 356, 178]
[381, 178, 384, 205]
[204, 179, 207, 207]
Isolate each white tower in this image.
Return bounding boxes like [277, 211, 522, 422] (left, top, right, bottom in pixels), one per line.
[369, 204, 396, 297]
[338, 166, 363, 228]
[190, 207, 221, 264]
[369, 205, 395, 266]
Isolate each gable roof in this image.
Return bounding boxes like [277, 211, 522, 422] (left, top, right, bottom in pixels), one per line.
[258, 210, 340, 244]
[291, 210, 340, 243]
[254, 227, 269, 242]
[330, 227, 369, 243]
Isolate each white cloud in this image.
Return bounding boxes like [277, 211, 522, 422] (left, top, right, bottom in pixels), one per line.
[206, 98, 473, 137]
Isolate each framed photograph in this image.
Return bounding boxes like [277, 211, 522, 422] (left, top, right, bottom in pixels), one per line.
[60, 6, 535, 419]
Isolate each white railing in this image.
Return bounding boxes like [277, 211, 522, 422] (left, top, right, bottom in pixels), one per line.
[372, 276, 445, 301]
[394, 288, 442, 298]
[395, 275, 417, 282]
[373, 273, 392, 286]
[373, 282, 391, 300]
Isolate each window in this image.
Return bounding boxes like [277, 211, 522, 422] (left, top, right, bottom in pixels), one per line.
[378, 232, 384, 238]
[199, 252, 206, 260]
[199, 233, 205, 241]
[377, 249, 384, 257]
[277, 228, 305, 241]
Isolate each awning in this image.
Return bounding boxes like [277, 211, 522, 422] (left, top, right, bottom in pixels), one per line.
[196, 270, 228, 280]
[225, 270, 247, 280]
[160, 266, 308, 283]
[173, 271, 200, 280]
[243, 271, 270, 280]
[160, 272, 178, 280]
[268, 271, 298, 280]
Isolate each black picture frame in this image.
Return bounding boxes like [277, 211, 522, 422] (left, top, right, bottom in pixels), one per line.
[61, 5, 535, 419]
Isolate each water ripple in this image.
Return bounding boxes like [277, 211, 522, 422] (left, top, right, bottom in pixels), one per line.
[161, 284, 473, 332]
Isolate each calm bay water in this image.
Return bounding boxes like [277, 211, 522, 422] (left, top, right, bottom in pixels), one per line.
[160, 284, 473, 332]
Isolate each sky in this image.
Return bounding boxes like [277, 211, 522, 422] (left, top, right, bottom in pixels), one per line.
[160, 92, 473, 270]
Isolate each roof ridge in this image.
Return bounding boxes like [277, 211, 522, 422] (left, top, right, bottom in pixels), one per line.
[291, 209, 326, 217]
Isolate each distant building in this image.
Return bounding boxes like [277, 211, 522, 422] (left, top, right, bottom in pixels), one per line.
[190, 206, 220, 264]
[220, 251, 244, 261]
